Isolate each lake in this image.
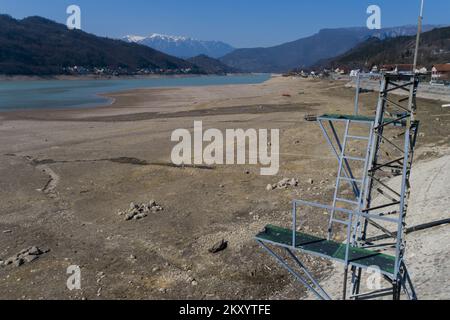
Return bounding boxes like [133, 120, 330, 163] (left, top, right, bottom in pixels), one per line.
[0, 74, 271, 111]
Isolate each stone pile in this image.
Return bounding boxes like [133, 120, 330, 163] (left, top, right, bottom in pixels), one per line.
[1, 246, 49, 267]
[118, 200, 163, 221]
[267, 178, 299, 191]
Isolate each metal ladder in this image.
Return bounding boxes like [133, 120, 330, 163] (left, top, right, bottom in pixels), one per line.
[327, 120, 374, 244]
[325, 119, 375, 299]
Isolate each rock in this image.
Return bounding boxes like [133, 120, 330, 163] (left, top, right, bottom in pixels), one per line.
[133, 213, 147, 220]
[268, 178, 299, 191]
[122, 200, 163, 220]
[191, 280, 198, 286]
[14, 258, 25, 267]
[23, 254, 39, 263]
[2, 230, 12, 234]
[3, 247, 48, 268]
[209, 240, 228, 254]
[308, 179, 314, 185]
[151, 205, 163, 213]
[28, 246, 42, 256]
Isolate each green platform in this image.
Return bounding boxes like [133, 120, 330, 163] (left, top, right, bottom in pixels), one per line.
[319, 114, 405, 126]
[256, 225, 396, 276]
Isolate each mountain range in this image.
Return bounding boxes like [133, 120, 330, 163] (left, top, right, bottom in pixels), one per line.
[0, 13, 447, 77]
[315, 26, 450, 71]
[220, 25, 440, 73]
[123, 34, 235, 59]
[0, 15, 201, 75]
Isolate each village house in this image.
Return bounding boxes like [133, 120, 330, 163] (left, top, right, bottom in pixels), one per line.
[431, 64, 450, 85]
[380, 64, 414, 73]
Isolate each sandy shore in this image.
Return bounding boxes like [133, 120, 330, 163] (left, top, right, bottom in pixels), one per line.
[0, 76, 449, 300]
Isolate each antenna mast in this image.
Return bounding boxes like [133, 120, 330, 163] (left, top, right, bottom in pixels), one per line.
[413, 0, 424, 71]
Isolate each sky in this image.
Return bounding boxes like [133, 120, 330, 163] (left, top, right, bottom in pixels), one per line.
[0, 0, 449, 48]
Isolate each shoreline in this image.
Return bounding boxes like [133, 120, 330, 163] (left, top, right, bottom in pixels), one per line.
[0, 75, 274, 118]
[0, 74, 273, 115]
[0, 72, 271, 82]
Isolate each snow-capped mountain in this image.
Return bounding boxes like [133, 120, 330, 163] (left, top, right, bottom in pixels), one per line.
[123, 33, 235, 59]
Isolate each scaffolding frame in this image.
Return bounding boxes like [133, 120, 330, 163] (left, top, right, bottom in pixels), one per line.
[256, 72, 420, 300]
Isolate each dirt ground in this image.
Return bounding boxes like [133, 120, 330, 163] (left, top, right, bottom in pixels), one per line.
[0, 76, 448, 300]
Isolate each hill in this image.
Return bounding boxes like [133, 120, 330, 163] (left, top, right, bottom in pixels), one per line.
[315, 26, 450, 71]
[0, 15, 201, 75]
[187, 55, 239, 74]
[124, 34, 235, 59]
[220, 25, 439, 73]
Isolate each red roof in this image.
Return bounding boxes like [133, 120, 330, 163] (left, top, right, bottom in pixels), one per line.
[433, 64, 450, 72]
[380, 64, 414, 72]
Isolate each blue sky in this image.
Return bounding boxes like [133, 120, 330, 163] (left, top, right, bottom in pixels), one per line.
[0, 0, 448, 47]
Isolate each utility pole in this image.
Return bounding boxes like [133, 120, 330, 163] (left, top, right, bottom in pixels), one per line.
[413, 0, 425, 72]
[409, 0, 424, 122]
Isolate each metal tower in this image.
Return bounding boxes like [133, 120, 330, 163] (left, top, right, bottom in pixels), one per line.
[256, 71, 420, 300]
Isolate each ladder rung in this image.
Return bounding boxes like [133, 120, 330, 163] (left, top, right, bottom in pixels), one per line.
[343, 155, 366, 162]
[335, 198, 360, 205]
[331, 218, 350, 225]
[346, 135, 370, 141]
[339, 176, 363, 184]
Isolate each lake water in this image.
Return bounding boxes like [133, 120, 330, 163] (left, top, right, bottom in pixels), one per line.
[0, 74, 271, 111]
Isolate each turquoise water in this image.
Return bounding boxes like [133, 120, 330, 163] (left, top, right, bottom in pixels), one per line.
[0, 74, 270, 111]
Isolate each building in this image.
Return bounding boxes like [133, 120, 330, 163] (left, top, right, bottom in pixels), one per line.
[380, 64, 414, 73]
[350, 69, 360, 77]
[333, 67, 350, 75]
[431, 64, 450, 85]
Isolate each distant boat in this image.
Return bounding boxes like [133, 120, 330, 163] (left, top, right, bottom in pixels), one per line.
[442, 104, 450, 108]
